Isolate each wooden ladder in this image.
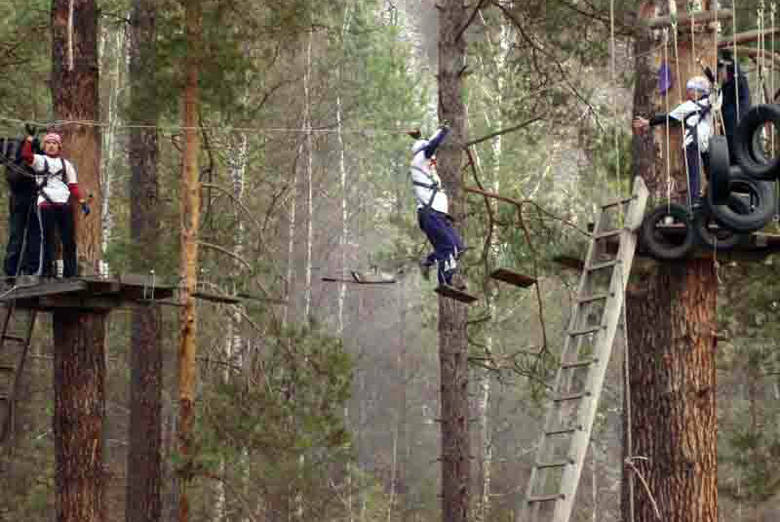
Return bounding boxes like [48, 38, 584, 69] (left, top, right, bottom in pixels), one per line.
[0, 298, 38, 443]
[519, 177, 648, 522]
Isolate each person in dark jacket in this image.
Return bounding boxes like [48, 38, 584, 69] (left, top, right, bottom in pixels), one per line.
[2, 137, 42, 279]
[718, 50, 751, 160]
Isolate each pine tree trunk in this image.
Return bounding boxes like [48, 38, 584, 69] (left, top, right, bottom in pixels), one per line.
[177, 1, 202, 520]
[53, 309, 107, 522]
[126, 1, 162, 520]
[438, 2, 470, 521]
[624, 3, 719, 521]
[50, 2, 105, 521]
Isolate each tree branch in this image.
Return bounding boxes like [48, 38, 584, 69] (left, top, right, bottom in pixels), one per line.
[465, 116, 544, 147]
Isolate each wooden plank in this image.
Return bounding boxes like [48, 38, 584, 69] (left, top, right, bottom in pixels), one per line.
[489, 268, 536, 288]
[434, 285, 478, 303]
[718, 28, 780, 48]
[0, 280, 88, 301]
[192, 290, 241, 304]
[645, 9, 731, 29]
[553, 255, 585, 271]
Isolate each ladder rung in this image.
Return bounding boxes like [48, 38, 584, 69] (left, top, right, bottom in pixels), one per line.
[587, 259, 619, 271]
[601, 195, 635, 208]
[560, 358, 597, 369]
[545, 426, 581, 436]
[2, 334, 25, 343]
[576, 293, 610, 303]
[535, 459, 572, 469]
[568, 326, 602, 336]
[527, 494, 565, 504]
[553, 391, 590, 402]
[0, 364, 14, 372]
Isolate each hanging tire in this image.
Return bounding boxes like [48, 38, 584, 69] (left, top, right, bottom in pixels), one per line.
[640, 203, 695, 260]
[707, 135, 731, 204]
[708, 170, 776, 232]
[733, 104, 780, 181]
[694, 194, 749, 250]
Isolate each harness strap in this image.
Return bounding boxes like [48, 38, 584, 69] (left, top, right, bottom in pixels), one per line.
[411, 165, 439, 209]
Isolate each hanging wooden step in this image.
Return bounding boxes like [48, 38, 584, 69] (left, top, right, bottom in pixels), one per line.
[489, 268, 536, 288]
[434, 284, 478, 304]
[645, 9, 732, 29]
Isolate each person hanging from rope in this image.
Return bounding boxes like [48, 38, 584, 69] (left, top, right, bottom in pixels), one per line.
[717, 49, 751, 160]
[632, 75, 714, 209]
[20, 131, 89, 278]
[407, 123, 467, 290]
[2, 132, 42, 280]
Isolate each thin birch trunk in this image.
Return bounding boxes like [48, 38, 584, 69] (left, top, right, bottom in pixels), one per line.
[99, 24, 124, 255]
[303, 31, 313, 323]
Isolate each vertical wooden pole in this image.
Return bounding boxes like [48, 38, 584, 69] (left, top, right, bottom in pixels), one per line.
[176, 1, 202, 520]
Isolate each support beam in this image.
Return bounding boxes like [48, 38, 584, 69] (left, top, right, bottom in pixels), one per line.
[645, 9, 731, 29]
[718, 28, 780, 48]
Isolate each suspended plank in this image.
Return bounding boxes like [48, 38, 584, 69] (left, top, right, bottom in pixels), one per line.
[321, 270, 396, 285]
[718, 28, 780, 48]
[434, 284, 478, 304]
[489, 268, 536, 288]
[645, 9, 732, 29]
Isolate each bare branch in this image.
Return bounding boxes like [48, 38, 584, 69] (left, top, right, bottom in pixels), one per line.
[465, 116, 543, 147]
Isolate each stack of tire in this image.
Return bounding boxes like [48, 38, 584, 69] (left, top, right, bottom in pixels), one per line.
[641, 104, 778, 260]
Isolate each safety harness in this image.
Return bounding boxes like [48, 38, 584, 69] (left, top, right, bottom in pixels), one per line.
[37, 158, 67, 204]
[411, 165, 440, 210]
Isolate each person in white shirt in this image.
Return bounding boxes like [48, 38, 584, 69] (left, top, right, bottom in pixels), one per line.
[633, 75, 713, 207]
[22, 132, 87, 277]
[407, 124, 466, 289]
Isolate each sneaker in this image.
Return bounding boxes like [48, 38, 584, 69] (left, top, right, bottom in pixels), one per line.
[450, 273, 467, 291]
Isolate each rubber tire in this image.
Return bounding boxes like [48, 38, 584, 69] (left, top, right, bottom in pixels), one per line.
[708, 170, 775, 232]
[640, 203, 696, 260]
[707, 135, 731, 204]
[733, 104, 780, 181]
[694, 194, 749, 250]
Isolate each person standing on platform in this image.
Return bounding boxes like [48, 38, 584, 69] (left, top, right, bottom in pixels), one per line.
[21, 131, 88, 278]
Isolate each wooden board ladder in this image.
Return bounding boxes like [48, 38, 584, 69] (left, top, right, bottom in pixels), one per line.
[0, 298, 38, 443]
[520, 177, 648, 522]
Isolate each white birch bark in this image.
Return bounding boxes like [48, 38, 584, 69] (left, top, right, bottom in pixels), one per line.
[303, 32, 314, 323]
[99, 22, 125, 256]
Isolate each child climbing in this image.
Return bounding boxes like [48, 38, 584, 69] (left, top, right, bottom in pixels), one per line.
[632, 75, 714, 209]
[407, 123, 466, 290]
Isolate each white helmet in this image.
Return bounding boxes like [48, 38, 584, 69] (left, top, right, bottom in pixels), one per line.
[686, 76, 710, 94]
[411, 139, 427, 154]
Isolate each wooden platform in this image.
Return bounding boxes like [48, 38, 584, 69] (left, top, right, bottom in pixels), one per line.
[554, 231, 780, 269]
[0, 275, 176, 311]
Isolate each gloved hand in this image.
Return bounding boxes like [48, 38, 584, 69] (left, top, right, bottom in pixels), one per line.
[80, 200, 90, 216]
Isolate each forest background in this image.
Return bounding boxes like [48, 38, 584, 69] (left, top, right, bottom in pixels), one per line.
[0, 0, 778, 521]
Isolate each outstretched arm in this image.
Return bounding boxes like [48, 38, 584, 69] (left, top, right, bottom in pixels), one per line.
[422, 126, 450, 158]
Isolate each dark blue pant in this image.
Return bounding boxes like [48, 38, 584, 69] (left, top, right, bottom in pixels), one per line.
[3, 192, 41, 276]
[685, 142, 705, 204]
[418, 208, 463, 285]
[41, 204, 77, 278]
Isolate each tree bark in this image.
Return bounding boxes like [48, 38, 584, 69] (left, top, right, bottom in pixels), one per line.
[50, 2, 105, 521]
[624, 2, 719, 521]
[126, 2, 162, 521]
[438, 2, 470, 521]
[177, 1, 202, 521]
[53, 309, 107, 522]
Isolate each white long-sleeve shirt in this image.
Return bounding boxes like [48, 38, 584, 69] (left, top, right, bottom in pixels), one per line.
[409, 127, 449, 214]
